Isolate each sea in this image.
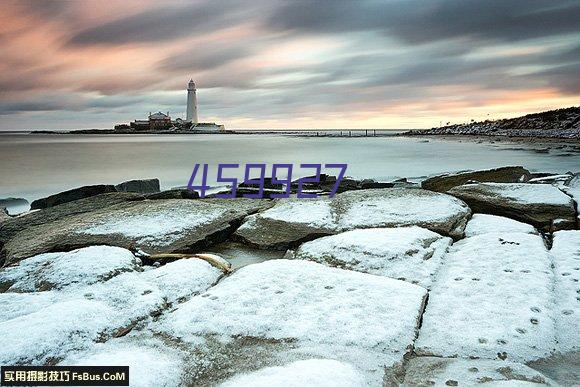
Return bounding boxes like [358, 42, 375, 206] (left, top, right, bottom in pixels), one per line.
[1, 131, 579, 214]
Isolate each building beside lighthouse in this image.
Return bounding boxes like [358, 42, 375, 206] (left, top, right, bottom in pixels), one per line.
[117, 79, 224, 133]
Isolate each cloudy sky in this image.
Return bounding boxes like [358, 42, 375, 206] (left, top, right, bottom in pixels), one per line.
[1, 0, 579, 130]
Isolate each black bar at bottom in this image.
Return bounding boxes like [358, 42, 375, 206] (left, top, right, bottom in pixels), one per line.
[1, 366, 129, 386]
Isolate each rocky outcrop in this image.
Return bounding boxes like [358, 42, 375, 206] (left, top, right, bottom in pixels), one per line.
[421, 166, 530, 192]
[235, 188, 471, 249]
[404, 106, 580, 139]
[30, 184, 117, 210]
[0, 207, 10, 224]
[1, 198, 271, 266]
[146, 189, 199, 200]
[448, 183, 576, 231]
[115, 178, 160, 194]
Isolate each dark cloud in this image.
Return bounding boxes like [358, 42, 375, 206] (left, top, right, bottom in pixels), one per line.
[67, 2, 243, 45]
[534, 63, 580, 94]
[267, 0, 580, 44]
[159, 45, 249, 72]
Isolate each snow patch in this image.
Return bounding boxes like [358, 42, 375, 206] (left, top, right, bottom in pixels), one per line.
[0, 246, 139, 292]
[465, 214, 537, 237]
[62, 337, 185, 387]
[220, 359, 366, 387]
[292, 227, 451, 288]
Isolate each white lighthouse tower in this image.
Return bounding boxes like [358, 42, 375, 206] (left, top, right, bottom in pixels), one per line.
[186, 79, 198, 124]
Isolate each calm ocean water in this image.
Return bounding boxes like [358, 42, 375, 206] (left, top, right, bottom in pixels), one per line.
[1, 132, 579, 212]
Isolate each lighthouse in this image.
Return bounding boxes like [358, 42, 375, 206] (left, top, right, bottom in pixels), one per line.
[186, 79, 198, 124]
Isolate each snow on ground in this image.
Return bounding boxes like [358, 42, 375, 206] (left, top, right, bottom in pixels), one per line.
[291, 227, 451, 288]
[0, 291, 60, 322]
[550, 230, 580, 353]
[219, 359, 366, 387]
[79, 201, 230, 247]
[415, 232, 556, 362]
[0, 250, 222, 365]
[155, 260, 427, 385]
[464, 214, 537, 237]
[403, 357, 553, 386]
[62, 337, 186, 387]
[0, 246, 139, 292]
[0, 297, 115, 364]
[256, 199, 335, 228]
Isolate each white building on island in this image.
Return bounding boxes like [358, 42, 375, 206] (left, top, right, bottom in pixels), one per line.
[120, 79, 225, 133]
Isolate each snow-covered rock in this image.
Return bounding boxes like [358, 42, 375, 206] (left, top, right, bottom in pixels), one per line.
[335, 188, 471, 238]
[0, 256, 222, 365]
[448, 183, 576, 231]
[291, 227, 451, 288]
[219, 359, 366, 387]
[235, 188, 471, 249]
[403, 357, 554, 386]
[2, 198, 270, 265]
[550, 230, 580, 353]
[0, 246, 139, 292]
[464, 214, 537, 237]
[234, 199, 336, 249]
[155, 260, 428, 385]
[62, 337, 186, 387]
[415, 233, 556, 362]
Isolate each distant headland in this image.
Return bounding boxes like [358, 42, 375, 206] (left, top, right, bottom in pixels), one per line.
[404, 106, 580, 140]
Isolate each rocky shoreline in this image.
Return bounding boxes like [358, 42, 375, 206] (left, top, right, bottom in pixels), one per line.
[0, 166, 579, 386]
[403, 106, 580, 141]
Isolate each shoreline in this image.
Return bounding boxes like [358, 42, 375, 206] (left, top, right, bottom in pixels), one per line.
[399, 132, 580, 145]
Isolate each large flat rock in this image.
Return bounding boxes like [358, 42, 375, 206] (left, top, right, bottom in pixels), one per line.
[550, 230, 580, 354]
[291, 226, 452, 288]
[0, 247, 222, 365]
[1, 199, 270, 266]
[403, 357, 553, 386]
[0, 192, 144, 246]
[154, 259, 428, 385]
[415, 233, 556, 363]
[422, 166, 531, 192]
[234, 188, 471, 249]
[234, 199, 337, 249]
[448, 183, 576, 231]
